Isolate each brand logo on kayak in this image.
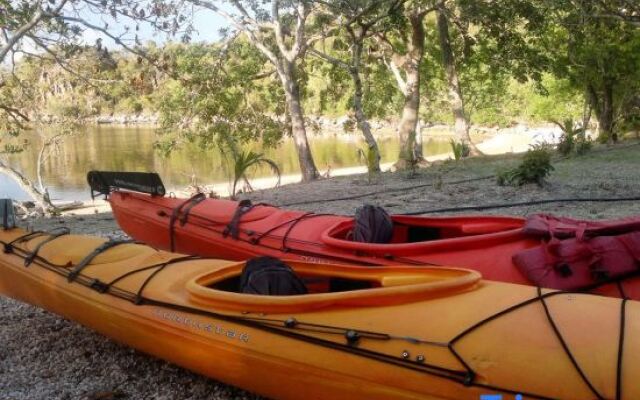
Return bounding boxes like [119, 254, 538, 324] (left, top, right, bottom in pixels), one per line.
[480, 395, 523, 400]
[153, 309, 250, 343]
[300, 255, 329, 264]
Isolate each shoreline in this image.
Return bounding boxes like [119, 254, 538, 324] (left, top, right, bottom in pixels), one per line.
[51, 124, 558, 211]
[32, 115, 562, 138]
[4, 121, 564, 217]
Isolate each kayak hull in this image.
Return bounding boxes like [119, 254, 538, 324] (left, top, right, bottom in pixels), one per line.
[109, 192, 640, 299]
[0, 267, 453, 400]
[1, 228, 639, 400]
[109, 192, 535, 277]
[0, 235, 450, 399]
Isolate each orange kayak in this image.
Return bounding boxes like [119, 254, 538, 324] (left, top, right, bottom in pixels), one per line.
[0, 227, 638, 400]
[108, 191, 640, 299]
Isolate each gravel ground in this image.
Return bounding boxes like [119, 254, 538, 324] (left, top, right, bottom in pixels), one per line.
[1, 141, 639, 399]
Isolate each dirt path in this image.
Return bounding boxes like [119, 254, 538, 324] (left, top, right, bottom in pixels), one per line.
[1, 141, 639, 400]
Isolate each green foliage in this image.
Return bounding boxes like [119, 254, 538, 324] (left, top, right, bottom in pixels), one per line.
[227, 150, 281, 199]
[449, 139, 470, 160]
[154, 41, 285, 154]
[556, 130, 575, 156]
[497, 145, 554, 186]
[553, 118, 581, 156]
[552, 118, 592, 156]
[1, 0, 639, 176]
[356, 145, 380, 182]
[541, 2, 640, 141]
[575, 138, 593, 156]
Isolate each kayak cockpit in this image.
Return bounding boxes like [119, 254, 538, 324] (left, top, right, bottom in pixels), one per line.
[321, 215, 526, 256]
[186, 262, 480, 313]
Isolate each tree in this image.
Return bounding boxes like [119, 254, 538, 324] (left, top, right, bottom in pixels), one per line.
[181, 0, 322, 181]
[0, 0, 176, 211]
[565, 3, 640, 142]
[435, 1, 481, 155]
[594, 0, 640, 27]
[376, 1, 437, 170]
[309, 0, 401, 173]
[459, 0, 640, 142]
[154, 41, 285, 155]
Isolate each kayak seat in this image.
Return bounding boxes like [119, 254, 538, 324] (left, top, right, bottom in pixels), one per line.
[187, 262, 481, 312]
[347, 206, 513, 246]
[352, 205, 393, 244]
[208, 257, 379, 296]
[239, 257, 308, 296]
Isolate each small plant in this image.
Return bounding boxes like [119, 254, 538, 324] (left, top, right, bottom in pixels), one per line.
[357, 145, 380, 183]
[229, 150, 281, 199]
[551, 118, 591, 156]
[342, 116, 356, 133]
[575, 138, 593, 155]
[497, 145, 554, 187]
[449, 139, 470, 160]
[556, 130, 575, 156]
[434, 173, 443, 190]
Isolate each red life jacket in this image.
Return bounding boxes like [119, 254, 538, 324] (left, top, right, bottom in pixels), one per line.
[513, 214, 640, 291]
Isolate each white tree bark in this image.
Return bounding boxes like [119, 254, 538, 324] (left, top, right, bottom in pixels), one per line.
[436, 7, 481, 156]
[309, 20, 383, 173]
[394, 11, 426, 170]
[0, 159, 54, 212]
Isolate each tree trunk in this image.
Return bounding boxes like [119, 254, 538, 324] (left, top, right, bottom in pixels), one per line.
[589, 83, 616, 143]
[277, 61, 319, 181]
[351, 68, 381, 173]
[436, 8, 481, 156]
[0, 158, 54, 212]
[601, 83, 616, 143]
[414, 119, 424, 160]
[37, 140, 47, 192]
[395, 13, 426, 170]
[581, 88, 592, 139]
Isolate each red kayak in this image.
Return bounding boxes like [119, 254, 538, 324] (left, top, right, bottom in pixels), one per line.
[107, 190, 640, 300]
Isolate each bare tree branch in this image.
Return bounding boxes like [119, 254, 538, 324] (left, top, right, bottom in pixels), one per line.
[0, 104, 29, 125]
[308, 47, 350, 69]
[187, 0, 279, 64]
[290, 1, 309, 58]
[272, 0, 290, 60]
[59, 16, 150, 60]
[0, 0, 69, 62]
[27, 35, 117, 86]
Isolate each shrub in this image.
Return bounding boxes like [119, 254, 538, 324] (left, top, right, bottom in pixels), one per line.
[497, 145, 554, 186]
[551, 118, 593, 156]
[342, 117, 356, 133]
[556, 131, 575, 156]
[357, 145, 380, 182]
[229, 150, 281, 199]
[450, 139, 470, 160]
[575, 138, 593, 155]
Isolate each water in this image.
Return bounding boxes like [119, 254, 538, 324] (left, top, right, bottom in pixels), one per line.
[0, 126, 452, 201]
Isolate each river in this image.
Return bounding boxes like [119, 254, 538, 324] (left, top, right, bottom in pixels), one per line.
[0, 125, 453, 202]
